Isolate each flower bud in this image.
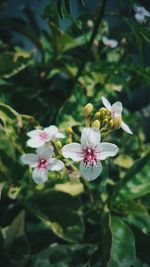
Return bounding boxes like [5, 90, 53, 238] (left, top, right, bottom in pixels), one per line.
[94, 112, 100, 120]
[100, 111, 105, 119]
[83, 103, 93, 117]
[66, 138, 72, 144]
[92, 120, 100, 128]
[56, 141, 62, 149]
[108, 119, 114, 129]
[103, 118, 108, 126]
[67, 127, 73, 134]
[99, 107, 107, 113]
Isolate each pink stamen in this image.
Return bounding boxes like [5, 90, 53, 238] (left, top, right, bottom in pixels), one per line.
[37, 158, 49, 169]
[137, 10, 143, 15]
[83, 147, 97, 165]
[39, 132, 48, 140]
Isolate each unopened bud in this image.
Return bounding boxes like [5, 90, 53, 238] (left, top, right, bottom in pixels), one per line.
[99, 107, 107, 113]
[56, 141, 62, 149]
[103, 118, 108, 125]
[83, 103, 93, 117]
[66, 138, 72, 144]
[94, 112, 100, 120]
[92, 120, 100, 128]
[67, 127, 73, 134]
[108, 119, 114, 128]
[100, 111, 105, 119]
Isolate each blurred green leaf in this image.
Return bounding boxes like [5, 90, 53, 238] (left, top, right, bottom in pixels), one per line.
[54, 181, 84, 196]
[26, 189, 84, 242]
[109, 215, 135, 267]
[114, 151, 150, 201]
[3, 210, 30, 266]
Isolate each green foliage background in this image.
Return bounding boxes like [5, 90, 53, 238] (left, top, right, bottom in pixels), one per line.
[0, 0, 150, 266]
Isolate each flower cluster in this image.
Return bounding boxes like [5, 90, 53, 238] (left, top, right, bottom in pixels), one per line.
[22, 125, 65, 184]
[22, 97, 133, 184]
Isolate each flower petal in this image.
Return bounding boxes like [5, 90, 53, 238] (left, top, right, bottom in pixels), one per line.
[21, 153, 38, 167]
[143, 8, 150, 17]
[81, 127, 100, 148]
[121, 121, 133, 134]
[111, 101, 123, 117]
[27, 129, 42, 138]
[27, 137, 44, 148]
[135, 13, 146, 23]
[32, 168, 48, 184]
[36, 146, 53, 158]
[96, 142, 118, 160]
[101, 96, 112, 111]
[55, 132, 65, 138]
[62, 143, 83, 161]
[80, 160, 102, 181]
[102, 36, 109, 45]
[44, 125, 58, 140]
[48, 158, 64, 171]
[109, 40, 118, 48]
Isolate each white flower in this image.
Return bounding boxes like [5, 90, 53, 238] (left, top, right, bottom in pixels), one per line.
[133, 4, 150, 23]
[102, 96, 133, 134]
[62, 127, 118, 181]
[22, 146, 64, 184]
[102, 36, 118, 48]
[27, 125, 65, 148]
[87, 19, 94, 28]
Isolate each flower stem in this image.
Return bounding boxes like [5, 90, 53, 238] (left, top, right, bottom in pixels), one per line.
[80, 176, 94, 203]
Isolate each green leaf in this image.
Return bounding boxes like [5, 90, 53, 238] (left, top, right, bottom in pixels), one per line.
[109, 215, 135, 267]
[0, 130, 16, 160]
[26, 190, 84, 242]
[57, 89, 87, 129]
[54, 181, 84, 196]
[3, 210, 30, 266]
[0, 51, 33, 78]
[114, 151, 150, 201]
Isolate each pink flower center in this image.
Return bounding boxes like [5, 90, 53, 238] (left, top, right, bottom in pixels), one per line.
[137, 9, 143, 15]
[39, 132, 48, 140]
[108, 42, 114, 48]
[83, 147, 97, 165]
[37, 158, 49, 169]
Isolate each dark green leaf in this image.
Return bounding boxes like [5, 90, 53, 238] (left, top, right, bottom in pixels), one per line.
[114, 152, 150, 201]
[26, 190, 84, 242]
[109, 215, 135, 267]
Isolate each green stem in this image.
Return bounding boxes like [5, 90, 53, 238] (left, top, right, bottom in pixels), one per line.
[80, 176, 94, 203]
[75, 0, 108, 80]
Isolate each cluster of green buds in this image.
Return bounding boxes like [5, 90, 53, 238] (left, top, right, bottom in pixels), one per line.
[83, 103, 115, 135]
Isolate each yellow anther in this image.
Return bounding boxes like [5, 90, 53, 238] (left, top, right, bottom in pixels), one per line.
[94, 112, 100, 120]
[83, 103, 93, 117]
[67, 127, 73, 134]
[92, 120, 100, 128]
[56, 141, 62, 149]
